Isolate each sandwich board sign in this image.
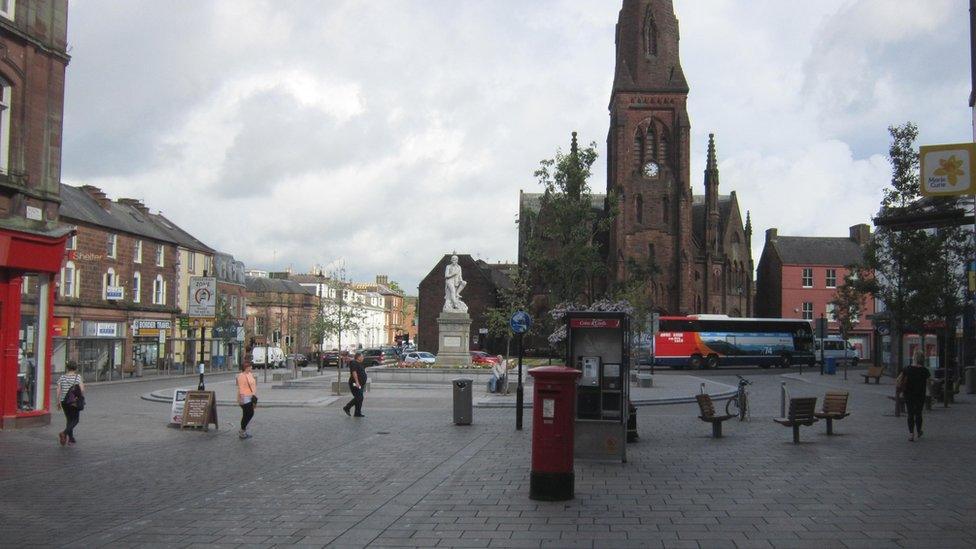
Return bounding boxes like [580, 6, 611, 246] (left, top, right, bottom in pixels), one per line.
[180, 390, 218, 431]
[170, 389, 188, 425]
[920, 143, 976, 196]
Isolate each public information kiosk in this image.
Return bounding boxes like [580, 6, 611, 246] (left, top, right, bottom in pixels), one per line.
[565, 311, 630, 462]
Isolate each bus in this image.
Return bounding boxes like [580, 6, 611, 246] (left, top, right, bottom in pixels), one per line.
[653, 315, 815, 369]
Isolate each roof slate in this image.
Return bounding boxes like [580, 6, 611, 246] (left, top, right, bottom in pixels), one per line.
[771, 236, 865, 266]
[245, 276, 316, 295]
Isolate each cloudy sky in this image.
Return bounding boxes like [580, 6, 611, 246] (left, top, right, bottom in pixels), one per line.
[62, 0, 972, 293]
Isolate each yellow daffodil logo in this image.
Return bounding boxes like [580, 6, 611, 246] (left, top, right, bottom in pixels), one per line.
[934, 155, 966, 185]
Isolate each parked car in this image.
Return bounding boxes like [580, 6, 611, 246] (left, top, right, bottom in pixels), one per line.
[362, 348, 388, 366]
[252, 346, 285, 368]
[322, 351, 344, 368]
[470, 351, 500, 365]
[286, 353, 308, 367]
[813, 337, 859, 367]
[403, 351, 436, 365]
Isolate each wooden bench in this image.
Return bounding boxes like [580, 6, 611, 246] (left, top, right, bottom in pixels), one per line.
[774, 397, 819, 443]
[861, 365, 883, 384]
[695, 394, 734, 438]
[814, 391, 850, 435]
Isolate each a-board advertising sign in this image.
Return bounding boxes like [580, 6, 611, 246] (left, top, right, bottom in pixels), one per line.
[920, 143, 976, 196]
[188, 276, 217, 318]
[180, 390, 218, 430]
[170, 389, 188, 424]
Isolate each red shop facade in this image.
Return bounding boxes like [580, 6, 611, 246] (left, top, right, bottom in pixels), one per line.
[0, 228, 71, 428]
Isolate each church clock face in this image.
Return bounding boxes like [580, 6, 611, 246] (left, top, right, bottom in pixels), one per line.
[642, 161, 659, 178]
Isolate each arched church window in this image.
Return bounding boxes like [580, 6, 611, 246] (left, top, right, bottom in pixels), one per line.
[635, 130, 645, 170]
[662, 196, 670, 224]
[659, 133, 669, 165]
[643, 7, 658, 57]
[636, 194, 643, 224]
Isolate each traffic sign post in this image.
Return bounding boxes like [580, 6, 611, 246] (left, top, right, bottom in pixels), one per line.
[510, 311, 532, 431]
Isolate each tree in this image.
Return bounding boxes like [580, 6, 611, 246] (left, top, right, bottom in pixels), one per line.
[830, 265, 870, 355]
[315, 272, 365, 381]
[484, 267, 532, 358]
[520, 132, 617, 309]
[862, 122, 975, 374]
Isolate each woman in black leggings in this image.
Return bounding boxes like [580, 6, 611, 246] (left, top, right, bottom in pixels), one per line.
[900, 351, 930, 441]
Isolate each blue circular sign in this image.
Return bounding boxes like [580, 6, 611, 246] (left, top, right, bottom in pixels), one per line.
[510, 311, 532, 334]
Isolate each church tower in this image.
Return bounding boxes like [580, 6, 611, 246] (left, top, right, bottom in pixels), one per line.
[607, 0, 693, 314]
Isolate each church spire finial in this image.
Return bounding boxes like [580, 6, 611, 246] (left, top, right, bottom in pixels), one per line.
[706, 133, 717, 171]
[567, 131, 582, 200]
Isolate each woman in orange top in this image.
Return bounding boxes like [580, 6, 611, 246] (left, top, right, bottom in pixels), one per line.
[237, 356, 257, 439]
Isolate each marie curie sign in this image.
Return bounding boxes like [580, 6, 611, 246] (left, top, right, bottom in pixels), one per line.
[920, 143, 976, 196]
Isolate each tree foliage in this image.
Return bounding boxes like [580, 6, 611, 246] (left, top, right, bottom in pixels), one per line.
[484, 267, 532, 356]
[830, 265, 870, 344]
[313, 273, 364, 351]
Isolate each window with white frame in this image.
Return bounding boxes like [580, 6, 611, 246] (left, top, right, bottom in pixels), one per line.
[825, 302, 836, 321]
[132, 272, 141, 303]
[134, 240, 142, 263]
[801, 268, 813, 288]
[802, 302, 814, 320]
[153, 275, 165, 305]
[65, 234, 77, 251]
[156, 245, 164, 266]
[187, 251, 195, 273]
[0, 1, 15, 21]
[61, 261, 77, 298]
[103, 268, 117, 300]
[0, 76, 9, 173]
[107, 234, 117, 258]
[825, 268, 837, 288]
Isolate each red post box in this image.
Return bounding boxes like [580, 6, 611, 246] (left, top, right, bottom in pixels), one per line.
[528, 365, 581, 501]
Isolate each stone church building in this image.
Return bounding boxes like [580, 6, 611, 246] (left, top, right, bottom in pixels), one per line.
[521, 0, 754, 318]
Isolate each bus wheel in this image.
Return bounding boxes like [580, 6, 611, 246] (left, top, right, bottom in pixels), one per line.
[689, 355, 703, 370]
[780, 356, 791, 368]
[705, 355, 719, 369]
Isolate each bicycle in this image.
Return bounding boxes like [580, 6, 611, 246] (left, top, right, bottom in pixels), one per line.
[725, 374, 751, 421]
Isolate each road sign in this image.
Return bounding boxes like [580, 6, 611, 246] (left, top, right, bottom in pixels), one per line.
[188, 277, 217, 317]
[510, 311, 532, 334]
[920, 143, 976, 196]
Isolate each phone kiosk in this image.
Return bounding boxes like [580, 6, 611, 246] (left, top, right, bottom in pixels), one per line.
[565, 311, 630, 462]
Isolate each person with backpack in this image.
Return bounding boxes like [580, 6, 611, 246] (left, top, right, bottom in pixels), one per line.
[898, 350, 931, 442]
[56, 362, 85, 446]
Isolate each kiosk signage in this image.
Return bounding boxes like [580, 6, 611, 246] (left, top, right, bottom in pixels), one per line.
[565, 311, 630, 462]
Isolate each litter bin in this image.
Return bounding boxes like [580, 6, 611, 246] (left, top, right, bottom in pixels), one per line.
[966, 367, 976, 395]
[453, 378, 473, 425]
[824, 357, 837, 375]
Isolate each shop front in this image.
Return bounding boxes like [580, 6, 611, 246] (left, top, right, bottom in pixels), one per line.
[0, 228, 71, 429]
[132, 318, 174, 376]
[52, 319, 126, 383]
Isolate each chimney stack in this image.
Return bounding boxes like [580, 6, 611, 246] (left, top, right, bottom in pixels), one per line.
[376, 274, 389, 286]
[849, 224, 871, 246]
[765, 228, 778, 242]
[118, 198, 150, 215]
[80, 185, 112, 210]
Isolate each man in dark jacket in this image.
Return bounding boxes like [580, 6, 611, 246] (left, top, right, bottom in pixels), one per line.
[342, 352, 368, 417]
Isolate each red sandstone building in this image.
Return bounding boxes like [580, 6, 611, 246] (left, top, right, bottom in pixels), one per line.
[755, 225, 876, 359]
[0, 1, 72, 428]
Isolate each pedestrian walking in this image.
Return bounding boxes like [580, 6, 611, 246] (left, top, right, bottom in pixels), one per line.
[237, 357, 258, 439]
[898, 350, 931, 441]
[56, 361, 84, 446]
[342, 351, 368, 417]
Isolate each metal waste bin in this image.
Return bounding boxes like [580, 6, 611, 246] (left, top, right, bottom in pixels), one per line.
[453, 378, 473, 425]
[966, 367, 976, 395]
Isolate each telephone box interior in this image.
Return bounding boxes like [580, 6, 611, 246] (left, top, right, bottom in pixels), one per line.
[565, 311, 630, 462]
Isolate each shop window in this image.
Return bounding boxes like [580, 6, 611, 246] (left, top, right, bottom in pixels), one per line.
[107, 234, 117, 258]
[156, 245, 164, 266]
[132, 272, 141, 303]
[18, 273, 51, 412]
[134, 240, 142, 263]
[0, 76, 9, 173]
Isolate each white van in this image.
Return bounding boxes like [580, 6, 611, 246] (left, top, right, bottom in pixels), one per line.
[813, 337, 858, 366]
[252, 346, 285, 368]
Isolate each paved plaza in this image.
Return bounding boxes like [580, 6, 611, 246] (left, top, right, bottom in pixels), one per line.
[1, 368, 975, 548]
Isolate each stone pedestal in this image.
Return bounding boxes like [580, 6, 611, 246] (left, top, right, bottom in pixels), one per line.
[437, 311, 472, 367]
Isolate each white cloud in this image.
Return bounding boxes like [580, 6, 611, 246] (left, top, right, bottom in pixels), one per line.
[62, 0, 973, 293]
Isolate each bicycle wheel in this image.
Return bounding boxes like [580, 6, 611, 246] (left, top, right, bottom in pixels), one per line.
[725, 396, 739, 417]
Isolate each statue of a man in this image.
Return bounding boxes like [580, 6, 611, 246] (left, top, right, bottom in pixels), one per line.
[444, 255, 468, 312]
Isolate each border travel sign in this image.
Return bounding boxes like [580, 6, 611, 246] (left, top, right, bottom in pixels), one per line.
[188, 276, 217, 318]
[510, 311, 532, 334]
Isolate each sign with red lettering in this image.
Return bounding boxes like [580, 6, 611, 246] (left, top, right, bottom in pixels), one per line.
[569, 318, 622, 329]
